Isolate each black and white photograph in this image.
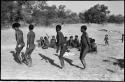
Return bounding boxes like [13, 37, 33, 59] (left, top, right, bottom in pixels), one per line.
[1, 0, 124, 81]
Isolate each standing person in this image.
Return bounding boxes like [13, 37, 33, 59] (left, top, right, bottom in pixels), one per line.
[104, 34, 109, 46]
[23, 24, 35, 67]
[121, 34, 124, 43]
[56, 25, 67, 68]
[80, 25, 91, 69]
[12, 23, 25, 64]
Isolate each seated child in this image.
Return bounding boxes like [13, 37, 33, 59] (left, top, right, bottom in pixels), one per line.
[42, 36, 50, 49]
[67, 36, 74, 48]
[40, 36, 44, 47]
[50, 36, 56, 48]
[64, 36, 70, 52]
[37, 36, 44, 47]
[64, 36, 68, 45]
[90, 39, 97, 53]
[73, 35, 80, 48]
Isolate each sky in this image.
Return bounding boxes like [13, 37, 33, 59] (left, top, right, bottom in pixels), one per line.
[47, 1, 124, 15]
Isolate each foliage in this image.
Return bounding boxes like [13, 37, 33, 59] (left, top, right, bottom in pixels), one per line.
[1, 1, 124, 29]
[108, 14, 124, 24]
[79, 4, 110, 24]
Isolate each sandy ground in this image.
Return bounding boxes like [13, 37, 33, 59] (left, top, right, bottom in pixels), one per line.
[1, 24, 124, 80]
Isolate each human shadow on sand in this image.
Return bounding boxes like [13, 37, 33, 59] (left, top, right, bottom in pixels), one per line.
[39, 53, 62, 69]
[54, 54, 84, 69]
[97, 44, 106, 46]
[10, 51, 21, 64]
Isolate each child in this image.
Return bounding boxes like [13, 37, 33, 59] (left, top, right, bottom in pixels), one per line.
[56, 25, 67, 68]
[64, 36, 68, 45]
[104, 34, 109, 46]
[73, 35, 80, 48]
[64, 36, 70, 52]
[68, 36, 74, 48]
[40, 36, 44, 47]
[91, 39, 97, 53]
[12, 23, 25, 64]
[80, 25, 91, 69]
[50, 36, 56, 49]
[37, 36, 44, 47]
[42, 36, 49, 49]
[23, 24, 35, 67]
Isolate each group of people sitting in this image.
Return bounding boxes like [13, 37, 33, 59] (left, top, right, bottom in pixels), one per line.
[37, 35, 97, 53]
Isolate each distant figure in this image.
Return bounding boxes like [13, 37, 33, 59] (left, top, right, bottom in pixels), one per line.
[68, 36, 74, 48]
[24, 24, 35, 67]
[104, 34, 109, 46]
[42, 36, 49, 49]
[80, 25, 91, 69]
[50, 36, 56, 49]
[73, 35, 80, 49]
[64, 36, 68, 46]
[37, 36, 44, 47]
[61, 22, 64, 27]
[56, 25, 67, 69]
[121, 34, 124, 43]
[90, 39, 97, 53]
[64, 36, 70, 52]
[40, 36, 44, 47]
[12, 23, 25, 64]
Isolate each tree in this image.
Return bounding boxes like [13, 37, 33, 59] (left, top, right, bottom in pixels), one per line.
[108, 14, 124, 24]
[79, 4, 110, 24]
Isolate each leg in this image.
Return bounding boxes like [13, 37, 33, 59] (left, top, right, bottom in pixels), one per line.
[15, 44, 24, 63]
[56, 46, 60, 53]
[26, 46, 35, 67]
[59, 45, 67, 68]
[80, 49, 85, 68]
[107, 41, 109, 46]
[104, 41, 106, 45]
[27, 48, 34, 67]
[80, 47, 89, 69]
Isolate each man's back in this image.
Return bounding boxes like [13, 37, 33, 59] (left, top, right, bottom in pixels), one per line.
[15, 29, 24, 44]
[56, 31, 65, 46]
[27, 31, 35, 46]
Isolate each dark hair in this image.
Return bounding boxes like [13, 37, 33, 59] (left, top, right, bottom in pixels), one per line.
[81, 25, 87, 30]
[12, 23, 20, 29]
[70, 36, 73, 38]
[56, 25, 61, 30]
[52, 36, 55, 38]
[29, 24, 34, 30]
[91, 39, 95, 43]
[44, 36, 48, 39]
[75, 35, 78, 37]
[64, 36, 67, 39]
